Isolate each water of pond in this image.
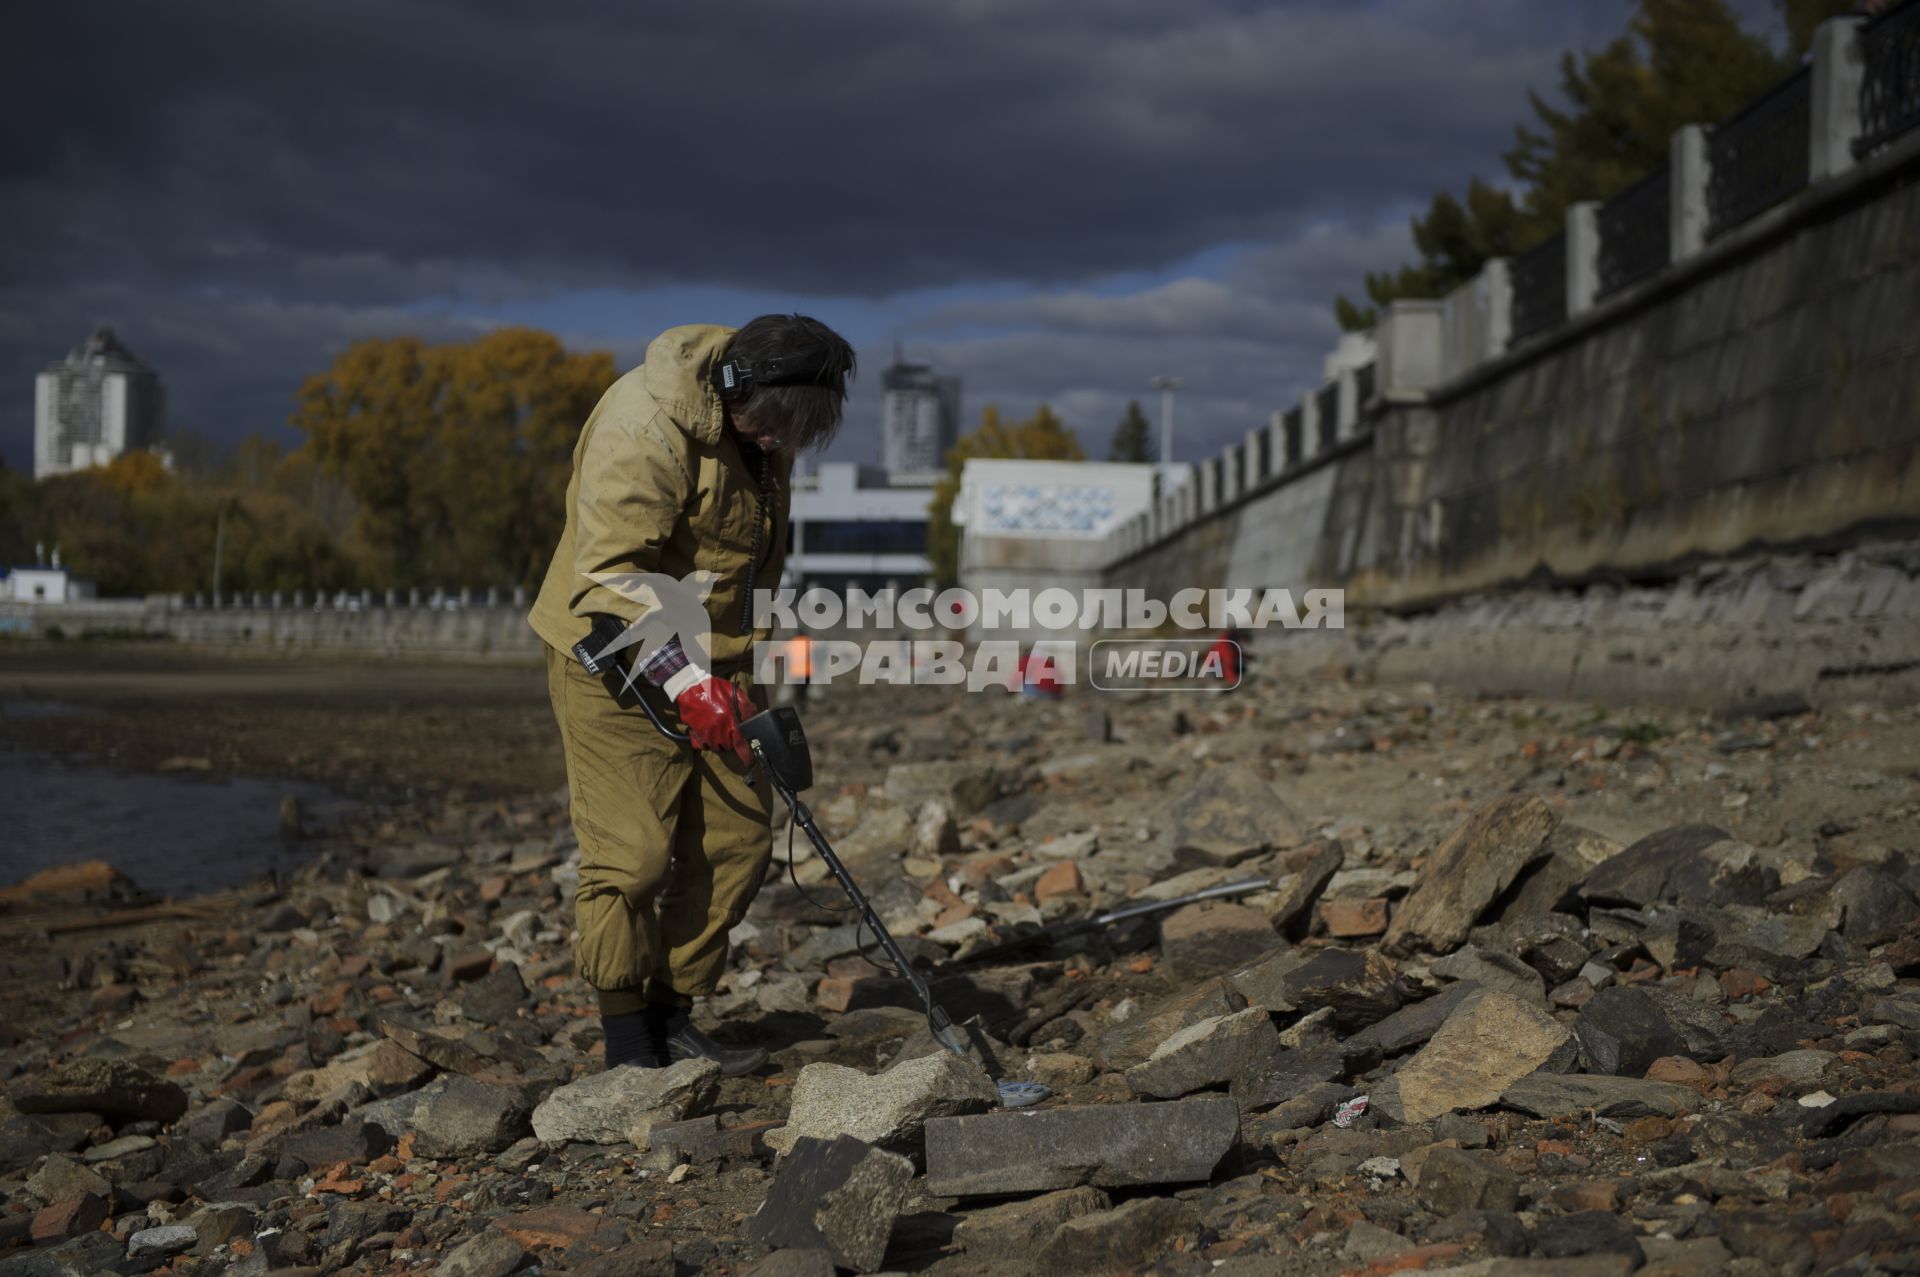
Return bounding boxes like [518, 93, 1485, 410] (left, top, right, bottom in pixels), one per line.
[0, 700, 351, 896]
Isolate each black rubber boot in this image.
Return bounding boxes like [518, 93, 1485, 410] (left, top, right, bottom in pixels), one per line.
[647, 1002, 767, 1077]
[601, 1011, 668, 1070]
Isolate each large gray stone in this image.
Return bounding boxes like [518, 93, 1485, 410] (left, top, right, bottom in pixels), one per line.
[1575, 991, 1679, 1080]
[127, 1225, 198, 1263]
[1414, 1147, 1518, 1215]
[1344, 981, 1482, 1058]
[1831, 866, 1919, 946]
[1372, 988, 1574, 1125]
[1270, 841, 1345, 940]
[413, 1076, 534, 1157]
[1492, 823, 1620, 920]
[1158, 765, 1304, 866]
[1274, 947, 1402, 1031]
[1159, 902, 1280, 981]
[1035, 1197, 1202, 1273]
[1579, 825, 1776, 909]
[1095, 977, 1246, 1072]
[951, 1187, 1111, 1262]
[1125, 1007, 1279, 1099]
[26, 1154, 111, 1205]
[12, 1059, 188, 1124]
[530, 1059, 719, 1145]
[1229, 1045, 1348, 1113]
[1500, 1074, 1701, 1120]
[1383, 796, 1558, 955]
[1430, 946, 1546, 1005]
[883, 762, 997, 820]
[923, 1097, 1240, 1196]
[436, 1229, 529, 1277]
[764, 1051, 999, 1156]
[745, 1136, 913, 1274]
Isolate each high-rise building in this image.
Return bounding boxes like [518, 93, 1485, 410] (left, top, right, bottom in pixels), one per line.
[33, 326, 166, 480]
[880, 360, 959, 476]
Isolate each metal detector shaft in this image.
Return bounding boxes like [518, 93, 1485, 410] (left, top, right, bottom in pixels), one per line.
[753, 740, 970, 1059]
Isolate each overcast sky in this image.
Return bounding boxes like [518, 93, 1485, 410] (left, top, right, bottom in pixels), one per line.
[3, 0, 1655, 474]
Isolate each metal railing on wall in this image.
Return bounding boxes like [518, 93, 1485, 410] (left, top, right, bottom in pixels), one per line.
[1596, 164, 1672, 299]
[1708, 65, 1812, 236]
[1509, 233, 1567, 344]
[1107, 10, 1920, 572]
[1856, 0, 1920, 158]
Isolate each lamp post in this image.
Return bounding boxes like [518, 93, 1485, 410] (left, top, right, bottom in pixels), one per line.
[1149, 376, 1182, 485]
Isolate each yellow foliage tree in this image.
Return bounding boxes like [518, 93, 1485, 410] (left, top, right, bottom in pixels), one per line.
[292, 328, 615, 586]
[926, 405, 1085, 585]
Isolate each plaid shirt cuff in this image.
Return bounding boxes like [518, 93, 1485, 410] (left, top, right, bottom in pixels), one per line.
[637, 637, 691, 688]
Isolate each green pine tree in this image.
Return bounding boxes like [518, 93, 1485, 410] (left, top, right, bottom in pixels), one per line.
[1108, 400, 1155, 463]
[1335, 0, 1848, 330]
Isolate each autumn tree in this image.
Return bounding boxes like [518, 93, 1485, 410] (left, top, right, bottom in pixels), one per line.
[292, 328, 615, 586]
[926, 405, 1086, 585]
[1108, 400, 1155, 463]
[1336, 0, 1856, 329]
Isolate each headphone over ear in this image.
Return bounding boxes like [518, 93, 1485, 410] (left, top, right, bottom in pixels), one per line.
[711, 350, 839, 397]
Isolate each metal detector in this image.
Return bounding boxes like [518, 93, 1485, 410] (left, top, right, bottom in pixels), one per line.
[739, 708, 1048, 1109]
[575, 612, 1048, 1109]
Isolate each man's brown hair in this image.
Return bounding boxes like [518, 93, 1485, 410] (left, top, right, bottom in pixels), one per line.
[721, 313, 857, 453]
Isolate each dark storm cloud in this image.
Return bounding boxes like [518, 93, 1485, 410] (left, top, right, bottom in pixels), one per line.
[2, 0, 1628, 464]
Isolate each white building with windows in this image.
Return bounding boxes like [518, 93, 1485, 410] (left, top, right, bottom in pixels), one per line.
[785, 463, 936, 597]
[34, 327, 167, 480]
[881, 361, 960, 475]
[952, 458, 1165, 638]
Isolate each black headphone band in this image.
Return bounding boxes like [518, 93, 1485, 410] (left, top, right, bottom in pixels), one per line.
[712, 353, 838, 396]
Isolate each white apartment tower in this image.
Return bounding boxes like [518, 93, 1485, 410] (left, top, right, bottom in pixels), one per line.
[880, 359, 960, 476]
[34, 326, 166, 480]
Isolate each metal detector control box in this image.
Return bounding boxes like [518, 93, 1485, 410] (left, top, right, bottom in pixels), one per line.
[741, 708, 812, 792]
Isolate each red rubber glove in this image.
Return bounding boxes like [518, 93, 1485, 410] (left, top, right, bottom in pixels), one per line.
[674, 676, 755, 763]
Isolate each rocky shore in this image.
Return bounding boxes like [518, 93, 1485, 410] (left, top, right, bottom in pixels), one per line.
[2, 669, 1917, 1275]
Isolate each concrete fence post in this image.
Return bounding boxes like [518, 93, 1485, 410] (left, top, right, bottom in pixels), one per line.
[512, 585, 528, 608]
[1379, 300, 1446, 394]
[1301, 391, 1321, 457]
[1671, 125, 1710, 260]
[1810, 16, 1866, 182]
[1482, 258, 1513, 356]
[1566, 201, 1601, 315]
[409, 587, 422, 608]
[1336, 368, 1358, 441]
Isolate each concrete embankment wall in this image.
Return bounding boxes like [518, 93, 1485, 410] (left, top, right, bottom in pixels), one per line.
[1267, 540, 1920, 712]
[1106, 138, 1920, 611]
[0, 598, 543, 660]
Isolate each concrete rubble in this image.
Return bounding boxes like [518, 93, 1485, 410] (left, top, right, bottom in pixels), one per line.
[1, 665, 1918, 1275]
